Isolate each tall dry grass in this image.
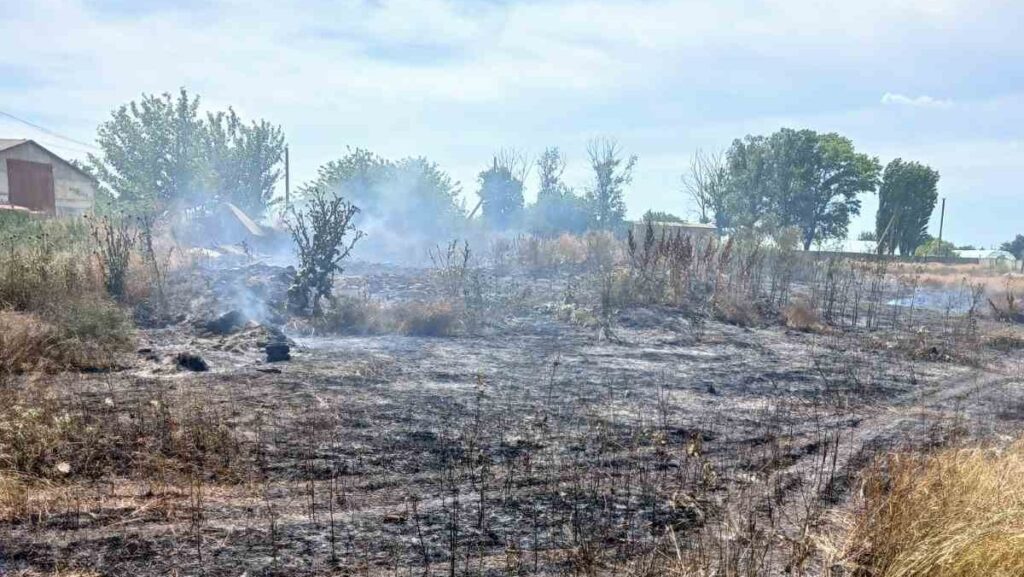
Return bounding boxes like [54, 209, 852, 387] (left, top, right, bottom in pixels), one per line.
[842, 442, 1024, 577]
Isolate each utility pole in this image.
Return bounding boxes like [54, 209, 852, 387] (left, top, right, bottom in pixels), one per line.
[284, 145, 290, 213]
[938, 197, 946, 243]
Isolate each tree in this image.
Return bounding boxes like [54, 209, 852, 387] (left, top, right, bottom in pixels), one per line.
[301, 149, 465, 259]
[1000, 235, 1024, 259]
[641, 210, 684, 223]
[681, 149, 727, 225]
[1001, 235, 1024, 272]
[875, 158, 940, 255]
[720, 129, 880, 248]
[89, 88, 286, 217]
[770, 129, 881, 250]
[915, 237, 955, 258]
[286, 186, 364, 315]
[90, 88, 207, 212]
[476, 150, 527, 230]
[528, 147, 589, 236]
[205, 108, 285, 218]
[585, 137, 637, 230]
[721, 135, 773, 232]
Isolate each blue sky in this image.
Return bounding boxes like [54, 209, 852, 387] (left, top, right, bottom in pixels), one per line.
[1, 0, 1022, 246]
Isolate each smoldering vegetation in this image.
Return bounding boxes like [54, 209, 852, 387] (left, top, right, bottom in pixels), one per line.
[2, 89, 1024, 577]
[2, 211, 1024, 577]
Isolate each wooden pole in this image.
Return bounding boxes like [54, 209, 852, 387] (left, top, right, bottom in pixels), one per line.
[938, 197, 946, 243]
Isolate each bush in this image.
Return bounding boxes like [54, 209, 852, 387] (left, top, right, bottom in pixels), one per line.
[315, 295, 386, 335]
[395, 301, 460, 337]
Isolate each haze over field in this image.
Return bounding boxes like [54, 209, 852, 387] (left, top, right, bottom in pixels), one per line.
[1, 0, 1022, 245]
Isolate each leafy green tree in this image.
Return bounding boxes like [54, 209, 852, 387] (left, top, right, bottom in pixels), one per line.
[914, 237, 955, 257]
[90, 89, 207, 212]
[875, 158, 940, 255]
[205, 108, 285, 218]
[585, 137, 637, 230]
[770, 129, 880, 250]
[528, 147, 588, 236]
[301, 149, 465, 256]
[476, 151, 527, 230]
[1000, 235, 1024, 259]
[721, 129, 879, 249]
[1001, 235, 1024, 271]
[721, 135, 773, 231]
[641, 210, 684, 223]
[89, 88, 285, 217]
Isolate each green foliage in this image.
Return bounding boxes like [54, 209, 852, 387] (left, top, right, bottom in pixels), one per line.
[476, 155, 525, 230]
[641, 210, 684, 223]
[205, 108, 285, 217]
[876, 158, 940, 256]
[89, 88, 285, 217]
[585, 138, 637, 230]
[914, 237, 956, 257]
[858, 230, 878, 241]
[528, 147, 589, 236]
[719, 128, 880, 249]
[302, 148, 465, 252]
[0, 216, 132, 371]
[286, 185, 364, 316]
[1000, 235, 1024, 259]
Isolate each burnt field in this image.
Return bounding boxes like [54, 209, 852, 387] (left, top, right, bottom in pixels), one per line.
[3, 249, 1024, 577]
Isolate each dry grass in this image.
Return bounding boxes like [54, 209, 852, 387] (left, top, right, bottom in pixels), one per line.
[0, 307, 130, 375]
[395, 300, 461, 336]
[315, 295, 464, 337]
[842, 442, 1024, 577]
[0, 379, 245, 483]
[784, 299, 825, 332]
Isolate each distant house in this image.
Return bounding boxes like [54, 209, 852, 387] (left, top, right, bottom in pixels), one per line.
[631, 220, 717, 241]
[0, 139, 96, 217]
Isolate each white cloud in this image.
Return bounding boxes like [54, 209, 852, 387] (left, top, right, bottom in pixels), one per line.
[881, 92, 954, 108]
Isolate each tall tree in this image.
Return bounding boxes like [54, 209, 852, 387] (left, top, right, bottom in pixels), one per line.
[585, 137, 637, 230]
[205, 108, 285, 218]
[302, 149, 465, 261]
[89, 88, 207, 212]
[721, 135, 774, 231]
[681, 149, 727, 225]
[771, 129, 880, 250]
[528, 147, 588, 236]
[1001, 235, 1024, 260]
[89, 88, 285, 217]
[875, 158, 940, 255]
[1001, 235, 1024, 271]
[476, 149, 527, 230]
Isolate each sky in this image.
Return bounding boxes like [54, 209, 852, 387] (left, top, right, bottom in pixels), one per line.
[1, 0, 1022, 247]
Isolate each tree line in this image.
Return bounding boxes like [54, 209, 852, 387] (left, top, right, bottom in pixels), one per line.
[85, 89, 1018, 260]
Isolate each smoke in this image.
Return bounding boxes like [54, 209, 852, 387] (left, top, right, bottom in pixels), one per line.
[317, 156, 469, 265]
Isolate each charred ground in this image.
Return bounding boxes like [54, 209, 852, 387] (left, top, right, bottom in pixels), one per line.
[3, 249, 1023, 577]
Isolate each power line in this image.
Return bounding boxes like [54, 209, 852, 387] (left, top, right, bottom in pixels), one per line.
[0, 108, 99, 151]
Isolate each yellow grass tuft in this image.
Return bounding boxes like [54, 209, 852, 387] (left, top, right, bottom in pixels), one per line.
[843, 442, 1024, 577]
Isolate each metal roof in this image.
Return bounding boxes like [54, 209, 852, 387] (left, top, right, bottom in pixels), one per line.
[0, 138, 95, 181]
[0, 139, 29, 152]
[955, 249, 1017, 260]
